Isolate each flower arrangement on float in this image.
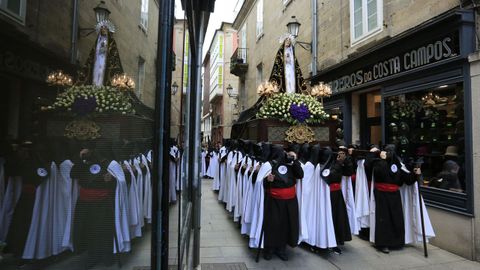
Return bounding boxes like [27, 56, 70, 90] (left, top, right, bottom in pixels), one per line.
[256, 92, 329, 125]
[45, 85, 135, 115]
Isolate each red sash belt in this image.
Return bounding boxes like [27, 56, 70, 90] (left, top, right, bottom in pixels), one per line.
[330, 182, 342, 192]
[374, 183, 399, 192]
[268, 186, 296, 200]
[22, 184, 36, 195]
[351, 174, 356, 182]
[79, 187, 112, 202]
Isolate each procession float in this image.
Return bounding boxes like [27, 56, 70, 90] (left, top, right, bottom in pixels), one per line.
[38, 18, 153, 146]
[231, 34, 339, 145]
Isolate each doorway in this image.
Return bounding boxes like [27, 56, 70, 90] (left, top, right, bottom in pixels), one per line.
[360, 90, 382, 148]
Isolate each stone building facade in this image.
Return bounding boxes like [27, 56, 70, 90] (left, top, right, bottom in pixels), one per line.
[171, 18, 187, 139]
[204, 22, 238, 144]
[232, 0, 480, 261]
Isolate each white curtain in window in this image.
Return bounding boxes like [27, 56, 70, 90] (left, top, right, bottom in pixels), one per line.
[256, 0, 263, 37]
[141, 0, 149, 29]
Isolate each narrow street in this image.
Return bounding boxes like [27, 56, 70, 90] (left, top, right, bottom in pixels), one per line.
[196, 179, 480, 270]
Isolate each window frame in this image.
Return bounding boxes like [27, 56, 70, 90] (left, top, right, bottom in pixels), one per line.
[0, 0, 27, 24]
[382, 75, 473, 216]
[256, 0, 263, 39]
[137, 57, 146, 99]
[140, 0, 149, 31]
[349, 0, 383, 45]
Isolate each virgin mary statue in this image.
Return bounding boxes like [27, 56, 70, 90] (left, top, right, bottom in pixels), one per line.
[269, 33, 307, 94]
[77, 20, 124, 86]
[235, 33, 307, 123]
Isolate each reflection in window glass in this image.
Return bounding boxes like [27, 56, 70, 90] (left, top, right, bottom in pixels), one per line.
[325, 107, 344, 145]
[0, 2, 157, 269]
[385, 83, 465, 193]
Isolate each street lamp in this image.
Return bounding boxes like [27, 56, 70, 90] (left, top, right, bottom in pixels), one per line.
[172, 81, 179, 95]
[226, 84, 240, 115]
[226, 84, 238, 99]
[93, 1, 111, 24]
[286, 16, 301, 38]
[286, 16, 311, 51]
[79, 1, 112, 37]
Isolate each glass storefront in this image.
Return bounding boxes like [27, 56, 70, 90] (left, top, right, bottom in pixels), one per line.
[385, 83, 465, 193]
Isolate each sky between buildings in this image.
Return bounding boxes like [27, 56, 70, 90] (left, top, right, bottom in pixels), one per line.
[175, 0, 240, 60]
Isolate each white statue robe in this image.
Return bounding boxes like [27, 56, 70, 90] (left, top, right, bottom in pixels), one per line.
[108, 160, 131, 253]
[284, 45, 296, 94]
[93, 34, 108, 86]
[248, 161, 271, 248]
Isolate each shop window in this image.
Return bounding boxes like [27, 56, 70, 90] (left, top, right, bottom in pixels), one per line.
[0, 0, 27, 24]
[385, 83, 465, 194]
[140, 0, 149, 31]
[350, 0, 383, 44]
[256, 0, 263, 39]
[325, 106, 344, 145]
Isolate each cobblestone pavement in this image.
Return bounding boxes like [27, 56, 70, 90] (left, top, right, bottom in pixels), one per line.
[197, 179, 480, 270]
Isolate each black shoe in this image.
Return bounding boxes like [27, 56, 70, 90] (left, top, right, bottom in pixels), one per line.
[275, 251, 288, 261]
[331, 247, 342, 254]
[379, 247, 390, 254]
[263, 251, 272, 260]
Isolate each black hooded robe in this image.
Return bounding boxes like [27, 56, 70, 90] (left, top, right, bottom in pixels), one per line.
[365, 154, 416, 248]
[71, 159, 116, 267]
[263, 146, 303, 250]
[322, 153, 354, 245]
[5, 153, 48, 257]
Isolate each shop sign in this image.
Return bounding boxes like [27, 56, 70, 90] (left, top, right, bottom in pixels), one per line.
[327, 34, 459, 93]
[0, 50, 53, 82]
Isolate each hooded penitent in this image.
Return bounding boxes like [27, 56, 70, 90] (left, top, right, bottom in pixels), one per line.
[364, 143, 416, 250]
[298, 143, 310, 164]
[263, 144, 303, 256]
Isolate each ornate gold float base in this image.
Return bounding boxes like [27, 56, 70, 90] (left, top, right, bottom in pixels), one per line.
[285, 124, 315, 144]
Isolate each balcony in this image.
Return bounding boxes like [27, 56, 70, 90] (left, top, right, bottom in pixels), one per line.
[230, 48, 248, 76]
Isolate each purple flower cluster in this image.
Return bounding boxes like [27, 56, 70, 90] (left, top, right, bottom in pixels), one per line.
[72, 96, 97, 115]
[289, 103, 310, 123]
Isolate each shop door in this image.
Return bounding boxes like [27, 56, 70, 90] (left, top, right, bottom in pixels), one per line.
[360, 90, 382, 148]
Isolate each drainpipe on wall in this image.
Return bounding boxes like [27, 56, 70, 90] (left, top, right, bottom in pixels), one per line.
[311, 0, 318, 76]
[70, 0, 79, 64]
